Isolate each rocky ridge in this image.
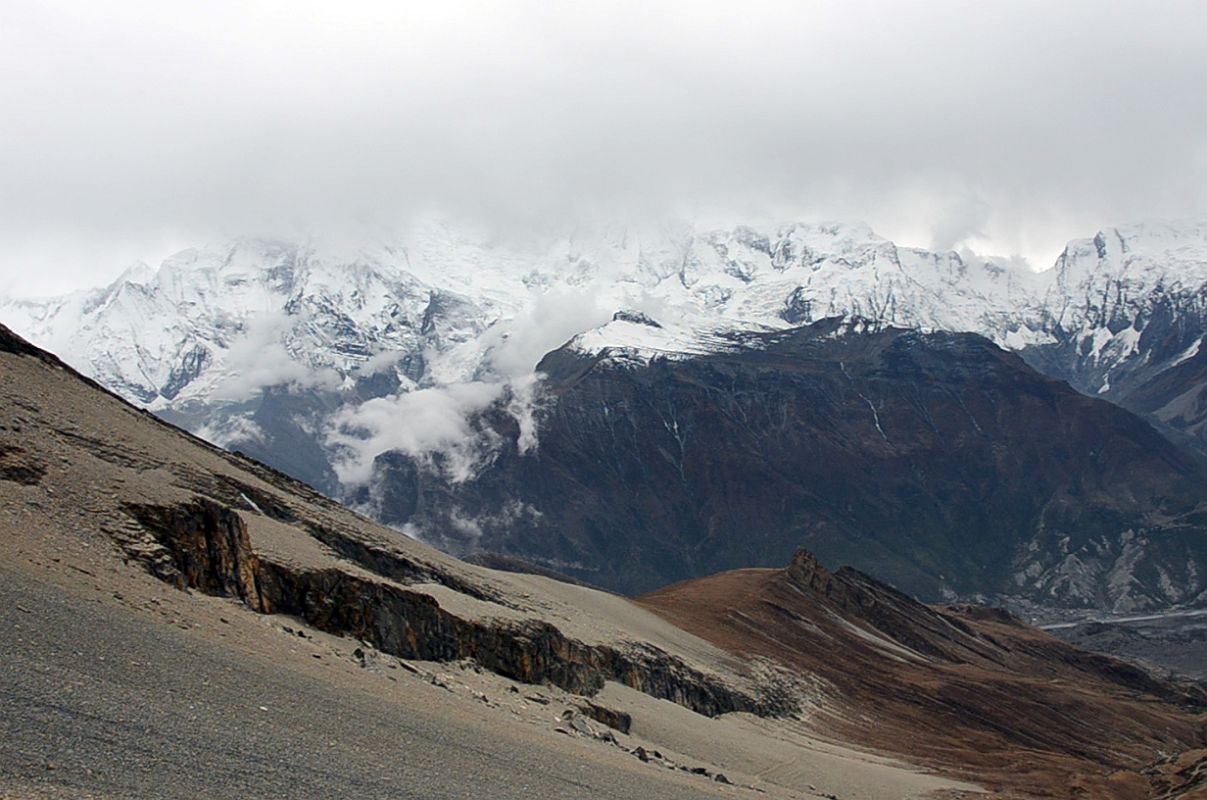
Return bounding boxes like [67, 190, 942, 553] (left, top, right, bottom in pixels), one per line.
[640, 552, 1207, 799]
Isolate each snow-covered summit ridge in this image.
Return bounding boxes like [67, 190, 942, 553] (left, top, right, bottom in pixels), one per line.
[1047, 221, 1207, 326]
[566, 311, 892, 367]
[567, 312, 772, 365]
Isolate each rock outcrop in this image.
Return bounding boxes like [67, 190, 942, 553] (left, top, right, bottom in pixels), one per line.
[120, 497, 786, 718]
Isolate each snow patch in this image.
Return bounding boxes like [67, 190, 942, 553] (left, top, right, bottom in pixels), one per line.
[1171, 336, 1203, 368]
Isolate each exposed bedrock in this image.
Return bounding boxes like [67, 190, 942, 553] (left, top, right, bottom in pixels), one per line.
[119, 499, 791, 720]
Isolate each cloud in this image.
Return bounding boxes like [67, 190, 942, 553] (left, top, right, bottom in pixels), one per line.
[328, 283, 614, 484]
[213, 310, 341, 400]
[194, 416, 266, 449]
[328, 287, 593, 481]
[507, 374, 543, 455]
[355, 348, 408, 378]
[328, 381, 506, 484]
[483, 285, 615, 379]
[932, 195, 992, 254]
[2, 1, 1207, 294]
[448, 501, 542, 544]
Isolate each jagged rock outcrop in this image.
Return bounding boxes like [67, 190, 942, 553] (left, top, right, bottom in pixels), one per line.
[121, 497, 787, 718]
[0, 444, 46, 485]
[126, 500, 269, 608]
[1146, 749, 1207, 800]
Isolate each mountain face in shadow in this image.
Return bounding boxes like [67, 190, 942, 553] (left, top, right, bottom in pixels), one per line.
[378, 318, 1207, 610]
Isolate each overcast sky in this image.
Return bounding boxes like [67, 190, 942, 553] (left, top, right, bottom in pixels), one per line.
[2, 0, 1206, 296]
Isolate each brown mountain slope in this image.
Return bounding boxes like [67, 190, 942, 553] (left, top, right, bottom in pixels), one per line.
[640, 552, 1207, 799]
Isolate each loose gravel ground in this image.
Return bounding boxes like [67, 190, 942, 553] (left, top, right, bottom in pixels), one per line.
[0, 564, 732, 800]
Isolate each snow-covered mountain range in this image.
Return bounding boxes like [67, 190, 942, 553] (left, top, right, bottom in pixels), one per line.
[6, 218, 1207, 594]
[0, 219, 1041, 489]
[7, 219, 1207, 416]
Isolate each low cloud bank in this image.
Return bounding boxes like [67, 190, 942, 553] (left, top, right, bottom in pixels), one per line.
[329, 381, 505, 484]
[214, 310, 341, 401]
[329, 282, 616, 486]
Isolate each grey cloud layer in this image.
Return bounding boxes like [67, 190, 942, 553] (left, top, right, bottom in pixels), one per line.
[2, 0, 1206, 294]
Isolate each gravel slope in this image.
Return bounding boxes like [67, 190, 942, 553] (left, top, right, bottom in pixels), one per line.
[0, 562, 737, 800]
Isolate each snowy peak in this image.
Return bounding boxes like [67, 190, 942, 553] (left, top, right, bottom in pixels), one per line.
[1020, 221, 1207, 405]
[565, 309, 889, 368]
[1051, 221, 1207, 310]
[115, 261, 157, 287]
[566, 310, 774, 366]
[0, 237, 490, 406]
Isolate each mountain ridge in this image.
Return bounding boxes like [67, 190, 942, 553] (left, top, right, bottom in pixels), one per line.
[394, 318, 1207, 609]
[7, 218, 1206, 409]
